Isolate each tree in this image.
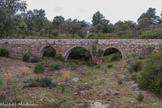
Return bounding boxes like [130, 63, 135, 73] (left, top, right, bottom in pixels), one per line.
[92, 11, 105, 25]
[137, 8, 160, 30]
[0, 0, 27, 38]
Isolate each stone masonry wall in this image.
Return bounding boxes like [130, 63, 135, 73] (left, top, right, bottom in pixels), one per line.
[0, 39, 162, 64]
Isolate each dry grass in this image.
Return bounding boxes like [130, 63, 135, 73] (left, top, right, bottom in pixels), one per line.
[5, 73, 12, 84]
[21, 67, 29, 76]
[62, 70, 71, 81]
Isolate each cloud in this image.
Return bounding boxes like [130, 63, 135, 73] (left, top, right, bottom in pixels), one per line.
[54, 7, 63, 13]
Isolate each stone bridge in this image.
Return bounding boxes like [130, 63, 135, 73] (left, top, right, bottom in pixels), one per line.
[0, 39, 162, 64]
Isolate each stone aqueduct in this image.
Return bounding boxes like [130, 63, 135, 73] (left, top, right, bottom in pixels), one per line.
[0, 39, 162, 64]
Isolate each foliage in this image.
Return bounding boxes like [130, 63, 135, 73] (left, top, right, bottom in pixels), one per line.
[110, 53, 121, 62]
[138, 50, 162, 97]
[34, 63, 44, 74]
[30, 56, 40, 63]
[56, 54, 64, 61]
[131, 74, 137, 83]
[0, 79, 3, 86]
[107, 64, 113, 68]
[139, 28, 162, 39]
[49, 62, 62, 71]
[43, 46, 56, 57]
[131, 52, 139, 58]
[118, 79, 123, 85]
[0, 48, 9, 57]
[22, 53, 30, 62]
[97, 48, 104, 56]
[136, 93, 144, 102]
[128, 60, 143, 73]
[68, 47, 91, 61]
[24, 77, 57, 88]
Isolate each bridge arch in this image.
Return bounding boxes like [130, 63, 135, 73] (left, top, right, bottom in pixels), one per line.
[103, 47, 123, 59]
[40, 46, 57, 57]
[65, 46, 92, 61]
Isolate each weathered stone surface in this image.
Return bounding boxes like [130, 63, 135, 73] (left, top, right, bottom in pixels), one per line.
[0, 39, 162, 64]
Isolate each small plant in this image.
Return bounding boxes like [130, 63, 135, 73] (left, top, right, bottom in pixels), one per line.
[97, 48, 103, 56]
[34, 64, 44, 74]
[24, 77, 57, 88]
[30, 56, 40, 63]
[49, 62, 62, 71]
[136, 92, 144, 102]
[0, 79, 3, 86]
[131, 74, 137, 83]
[22, 53, 30, 62]
[55, 54, 64, 61]
[104, 69, 107, 73]
[92, 46, 97, 56]
[0, 48, 9, 57]
[71, 65, 77, 70]
[110, 53, 120, 62]
[107, 64, 113, 68]
[118, 79, 123, 85]
[131, 52, 139, 58]
[128, 60, 142, 73]
[96, 65, 101, 69]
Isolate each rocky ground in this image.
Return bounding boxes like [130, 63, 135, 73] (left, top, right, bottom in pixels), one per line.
[0, 57, 162, 108]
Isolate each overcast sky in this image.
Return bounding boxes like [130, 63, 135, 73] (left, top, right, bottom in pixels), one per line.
[26, 0, 162, 24]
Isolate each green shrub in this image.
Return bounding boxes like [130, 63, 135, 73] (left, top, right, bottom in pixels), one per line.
[128, 60, 142, 73]
[43, 47, 56, 57]
[22, 53, 30, 62]
[34, 64, 44, 74]
[24, 77, 57, 88]
[0, 79, 3, 86]
[104, 69, 107, 73]
[136, 93, 144, 102]
[49, 62, 62, 71]
[131, 74, 137, 83]
[110, 53, 120, 62]
[131, 52, 138, 58]
[0, 48, 9, 57]
[138, 50, 162, 97]
[71, 65, 77, 70]
[56, 54, 64, 61]
[118, 79, 123, 85]
[97, 48, 103, 56]
[30, 56, 40, 63]
[107, 64, 113, 68]
[139, 28, 162, 39]
[146, 46, 155, 55]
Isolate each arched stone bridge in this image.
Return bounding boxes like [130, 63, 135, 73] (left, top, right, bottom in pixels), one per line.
[0, 39, 162, 64]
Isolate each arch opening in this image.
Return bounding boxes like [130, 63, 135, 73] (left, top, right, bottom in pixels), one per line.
[103, 48, 122, 62]
[67, 47, 92, 61]
[43, 46, 56, 57]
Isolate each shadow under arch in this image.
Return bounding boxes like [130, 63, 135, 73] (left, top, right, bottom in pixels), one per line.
[103, 47, 123, 59]
[65, 46, 92, 61]
[40, 46, 56, 57]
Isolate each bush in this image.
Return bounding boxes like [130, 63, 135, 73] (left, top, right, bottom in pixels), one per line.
[22, 53, 30, 62]
[34, 64, 44, 74]
[128, 60, 142, 73]
[107, 64, 113, 68]
[0, 79, 3, 86]
[56, 54, 64, 61]
[139, 28, 162, 39]
[30, 56, 40, 63]
[43, 47, 56, 57]
[0, 48, 9, 57]
[110, 53, 121, 62]
[136, 93, 144, 102]
[49, 62, 62, 71]
[131, 74, 137, 83]
[138, 50, 162, 97]
[118, 79, 123, 85]
[131, 52, 138, 58]
[24, 77, 57, 88]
